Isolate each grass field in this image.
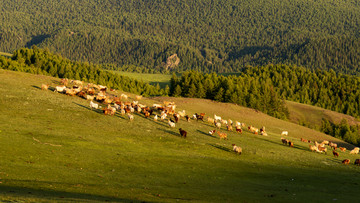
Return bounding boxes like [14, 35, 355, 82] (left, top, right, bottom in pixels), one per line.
[110, 71, 172, 88]
[286, 101, 360, 129]
[112, 71, 360, 129]
[1, 70, 360, 202]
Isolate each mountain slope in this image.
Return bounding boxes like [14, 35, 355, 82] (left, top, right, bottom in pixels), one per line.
[1, 69, 359, 202]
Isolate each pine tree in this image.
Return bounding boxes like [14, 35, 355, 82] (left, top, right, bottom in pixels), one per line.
[186, 83, 197, 97]
[214, 88, 224, 102]
[173, 85, 182, 97]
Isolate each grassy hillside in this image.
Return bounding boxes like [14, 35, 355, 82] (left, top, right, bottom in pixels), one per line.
[1, 69, 360, 202]
[1, 0, 360, 73]
[110, 71, 172, 88]
[286, 101, 360, 130]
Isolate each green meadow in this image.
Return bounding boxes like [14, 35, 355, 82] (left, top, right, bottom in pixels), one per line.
[0, 70, 360, 202]
[110, 71, 172, 88]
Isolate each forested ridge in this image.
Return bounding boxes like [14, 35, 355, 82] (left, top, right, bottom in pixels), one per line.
[1, 0, 360, 74]
[171, 65, 360, 118]
[0, 47, 166, 96]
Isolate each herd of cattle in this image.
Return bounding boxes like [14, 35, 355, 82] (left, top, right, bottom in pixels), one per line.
[41, 79, 360, 164]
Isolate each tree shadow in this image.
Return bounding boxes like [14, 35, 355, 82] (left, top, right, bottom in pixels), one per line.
[196, 130, 217, 139]
[0, 183, 146, 202]
[207, 143, 232, 152]
[25, 34, 51, 47]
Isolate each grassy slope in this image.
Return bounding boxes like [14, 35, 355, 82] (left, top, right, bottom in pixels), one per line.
[110, 71, 172, 88]
[286, 101, 360, 129]
[114, 71, 360, 129]
[0, 70, 360, 202]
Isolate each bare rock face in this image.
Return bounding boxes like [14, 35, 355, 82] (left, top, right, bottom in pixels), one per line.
[164, 54, 180, 70]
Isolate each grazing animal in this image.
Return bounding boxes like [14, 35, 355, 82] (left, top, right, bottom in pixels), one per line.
[215, 121, 222, 129]
[232, 144, 242, 155]
[195, 113, 204, 121]
[339, 147, 346, 152]
[350, 147, 360, 154]
[185, 115, 191, 122]
[174, 114, 180, 123]
[154, 115, 158, 121]
[214, 114, 222, 121]
[168, 120, 176, 128]
[355, 159, 360, 166]
[281, 131, 288, 136]
[179, 128, 187, 138]
[281, 138, 289, 145]
[144, 111, 151, 118]
[120, 109, 126, 115]
[41, 84, 49, 90]
[178, 110, 186, 117]
[90, 101, 99, 109]
[207, 117, 215, 124]
[301, 138, 308, 143]
[318, 146, 327, 153]
[192, 114, 197, 120]
[71, 80, 83, 86]
[333, 150, 339, 157]
[209, 129, 216, 135]
[121, 94, 128, 100]
[127, 114, 134, 121]
[135, 95, 142, 100]
[86, 95, 95, 101]
[329, 142, 337, 150]
[228, 119, 233, 126]
[342, 159, 350, 164]
[60, 78, 68, 86]
[161, 113, 167, 120]
[54, 85, 66, 93]
[288, 141, 294, 147]
[221, 120, 228, 125]
[309, 145, 320, 152]
[64, 88, 76, 96]
[321, 140, 329, 145]
[227, 125, 233, 131]
[248, 126, 259, 134]
[217, 131, 227, 140]
[235, 126, 243, 134]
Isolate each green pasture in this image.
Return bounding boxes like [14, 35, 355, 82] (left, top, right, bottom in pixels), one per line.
[111, 71, 172, 88]
[0, 70, 359, 202]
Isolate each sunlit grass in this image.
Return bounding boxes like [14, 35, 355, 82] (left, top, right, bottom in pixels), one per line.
[0, 69, 359, 202]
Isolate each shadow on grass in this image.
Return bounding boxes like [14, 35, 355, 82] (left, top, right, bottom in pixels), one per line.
[31, 85, 41, 90]
[0, 183, 146, 202]
[207, 143, 232, 152]
[157, 128, 180, 137]
[196, 130, 217, 139]
[73, 102, 105, 115]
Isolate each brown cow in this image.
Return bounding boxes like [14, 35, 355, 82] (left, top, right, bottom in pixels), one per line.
[355, 159, 360, 166]
[342, 159, 350, 164]
[333, 150, 339, 157]
[179, 128, 187, 138]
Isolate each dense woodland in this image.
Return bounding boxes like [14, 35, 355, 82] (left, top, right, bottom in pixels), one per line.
[0, 47, 165, 96]
[170, 71, 290, 119]
[1, 0, 360, 74]
[171, 65, 360, 118]
[321, 119, 360, 146]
